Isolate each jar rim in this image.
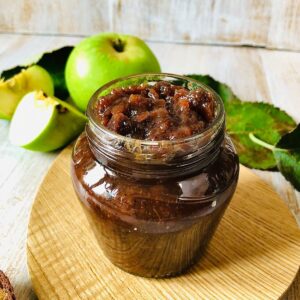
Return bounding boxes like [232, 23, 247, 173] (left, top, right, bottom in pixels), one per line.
[86, 73, 225, 147]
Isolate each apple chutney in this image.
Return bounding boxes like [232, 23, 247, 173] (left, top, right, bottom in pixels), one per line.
[71, 74, 239, 278]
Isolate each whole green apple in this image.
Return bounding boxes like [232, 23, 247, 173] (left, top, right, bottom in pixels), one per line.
[65, 32, 161, 111]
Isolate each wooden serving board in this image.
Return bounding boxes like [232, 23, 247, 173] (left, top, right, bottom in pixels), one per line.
[27, 145, 300, 300]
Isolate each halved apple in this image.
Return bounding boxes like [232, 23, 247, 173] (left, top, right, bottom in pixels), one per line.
[9, 91, 87, 152]
[0, 65, 54, 120]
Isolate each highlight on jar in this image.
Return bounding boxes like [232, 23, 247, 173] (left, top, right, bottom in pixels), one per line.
[70, 73, 240, 278]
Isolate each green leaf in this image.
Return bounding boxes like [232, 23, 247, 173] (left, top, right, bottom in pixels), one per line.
[226, 101, 296, 169]
[187, 74, 239, 105]
[250, 125, 300, 191]
[1, 46, 73, 100]
[276, 123, 300, 149]
[37, 46, 73, 99]
[186, 74, 296, 170]
[1, 66, 24, 80]
[273, 124, 300, 191]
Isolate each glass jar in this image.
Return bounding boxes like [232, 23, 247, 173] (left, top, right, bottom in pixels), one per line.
[71, 73, 239, 278]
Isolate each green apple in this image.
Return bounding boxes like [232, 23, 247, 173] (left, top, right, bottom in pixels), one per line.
[0, 65, 54, 120]
[9, 91, 87, 152]
[65, 32, 161, 112]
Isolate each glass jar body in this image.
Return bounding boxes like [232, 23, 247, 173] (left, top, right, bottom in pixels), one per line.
[71, 132, 239, 278]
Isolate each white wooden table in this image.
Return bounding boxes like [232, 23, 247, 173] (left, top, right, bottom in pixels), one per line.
[0, 33, 299, 299]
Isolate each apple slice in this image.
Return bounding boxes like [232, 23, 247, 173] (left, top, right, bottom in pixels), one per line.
[9, 91, 87, 152]
[0, 65, 54, 120]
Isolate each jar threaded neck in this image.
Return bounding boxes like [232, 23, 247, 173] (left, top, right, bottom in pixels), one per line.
[85, 73, 225, 179]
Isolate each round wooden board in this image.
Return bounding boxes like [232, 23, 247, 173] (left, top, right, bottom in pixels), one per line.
[27, 145, 300, 300]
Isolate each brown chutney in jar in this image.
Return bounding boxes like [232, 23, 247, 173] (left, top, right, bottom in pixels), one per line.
[71, 73, 239, 278]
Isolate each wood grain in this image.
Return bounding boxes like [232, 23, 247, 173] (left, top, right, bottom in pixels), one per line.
[1, 1, 300, 50]
[27, 145, 300, 299]
[1, 34, 300, 299]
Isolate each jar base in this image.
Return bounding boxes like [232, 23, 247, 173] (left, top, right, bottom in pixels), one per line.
[107, 252, 207, 279]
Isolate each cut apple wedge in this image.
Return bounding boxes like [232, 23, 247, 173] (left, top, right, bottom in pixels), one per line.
[9, 91, 87, 152]
[0, 65, 54, 120]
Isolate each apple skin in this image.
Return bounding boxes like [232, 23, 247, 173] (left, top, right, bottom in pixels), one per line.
[65, 32, 161, 112]
[9, 91, 86, 152]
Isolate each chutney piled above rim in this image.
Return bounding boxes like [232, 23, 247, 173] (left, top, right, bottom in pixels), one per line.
[91, 80, 217, 141]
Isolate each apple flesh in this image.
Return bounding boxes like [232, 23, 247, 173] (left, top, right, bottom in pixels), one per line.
[65, 32, 161, 112]
[0, 65, 54, 120]
[9, 91, 86, 152]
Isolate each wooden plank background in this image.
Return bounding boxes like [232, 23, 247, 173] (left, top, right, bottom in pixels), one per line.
[0, 0, 300, 51]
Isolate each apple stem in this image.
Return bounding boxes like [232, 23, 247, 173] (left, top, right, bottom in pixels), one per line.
[112, 38, 124, 53]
